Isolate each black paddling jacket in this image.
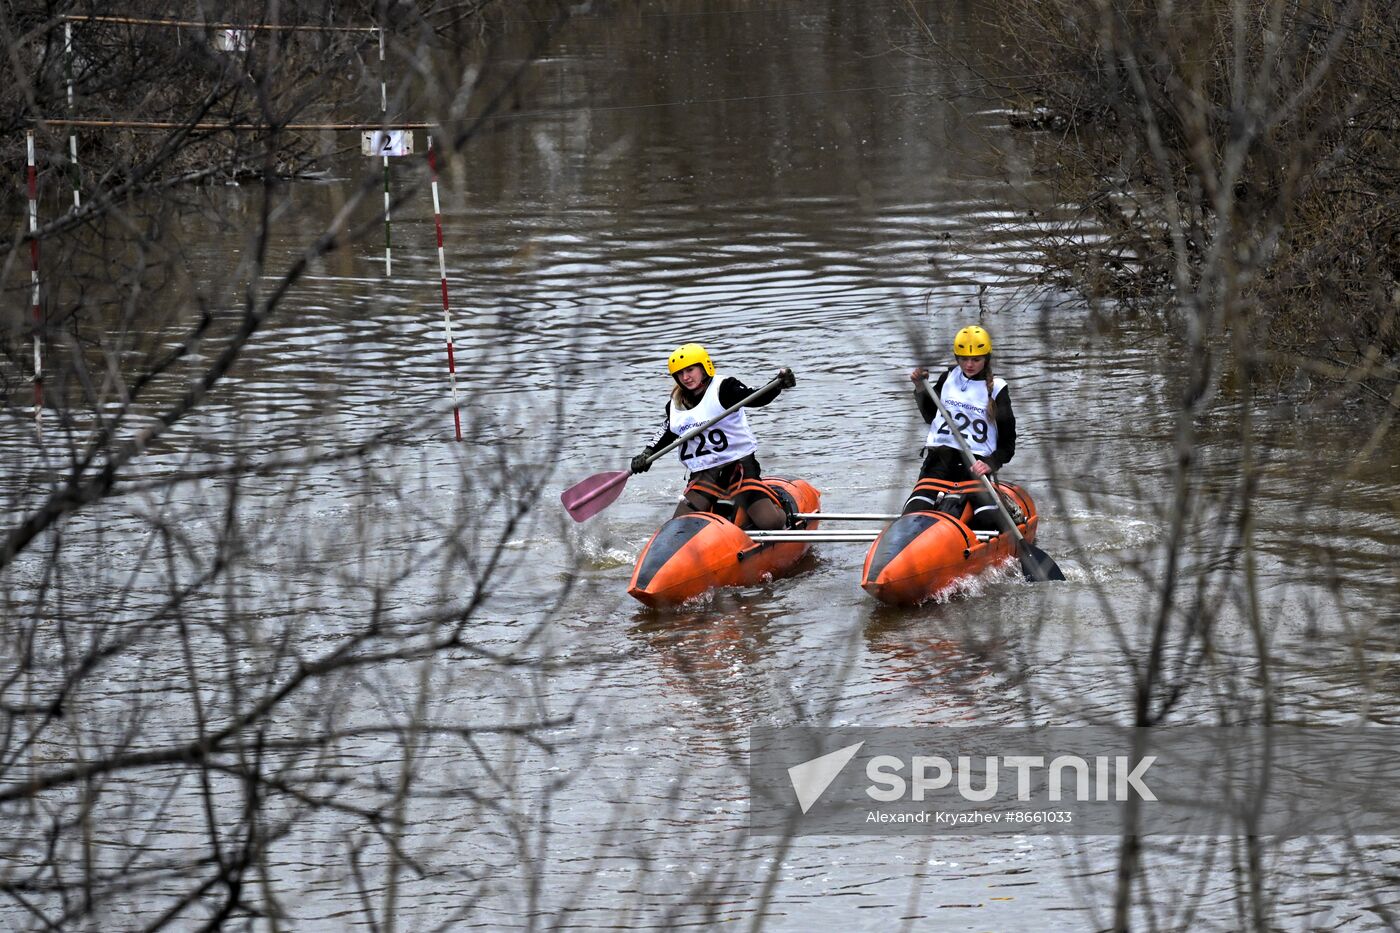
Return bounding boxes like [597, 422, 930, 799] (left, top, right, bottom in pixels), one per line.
[642, 376, 783, 456]
[917, 370, 1017, 471]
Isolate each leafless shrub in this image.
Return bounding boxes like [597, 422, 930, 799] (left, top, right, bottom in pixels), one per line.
[900, 1, 1400, 929]
[988, 0, 1400, 391]
[0, 2, 593, 928]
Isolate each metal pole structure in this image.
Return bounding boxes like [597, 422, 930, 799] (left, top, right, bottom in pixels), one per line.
[427, 137, 463, 441]
[27, 131, 43, 436]
[43, 118, 436, 130]
[64, 23, 81, 208]
[749, 531, 881, 538]
[378, 26, 391, 276]
[59, 14, 379, 32]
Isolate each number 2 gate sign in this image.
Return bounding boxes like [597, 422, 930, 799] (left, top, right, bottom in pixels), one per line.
[362, 130, 415, 157]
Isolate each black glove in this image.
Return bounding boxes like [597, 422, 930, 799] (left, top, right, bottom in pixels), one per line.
[630, 452, 652, 474]
[778, 367, 797, 389]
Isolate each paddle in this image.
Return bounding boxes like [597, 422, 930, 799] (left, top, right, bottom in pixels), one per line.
[915, 375, 1065, 582]
[562, 375, 787, 522]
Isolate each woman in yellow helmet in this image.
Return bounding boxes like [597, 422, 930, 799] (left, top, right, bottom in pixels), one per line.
[630, 343, 797, 530]
[904, 325, 1016, 519]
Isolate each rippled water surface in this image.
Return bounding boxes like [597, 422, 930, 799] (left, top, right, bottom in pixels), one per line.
[5, 2, 1400, 930]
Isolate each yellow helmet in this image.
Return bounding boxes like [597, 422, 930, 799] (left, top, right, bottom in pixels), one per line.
[953, 325, 992, 357]
[667, 343, 715, 378]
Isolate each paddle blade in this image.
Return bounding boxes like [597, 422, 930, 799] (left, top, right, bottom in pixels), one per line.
[561, 470, 631, 522]
[1017, 542, 1066, 583]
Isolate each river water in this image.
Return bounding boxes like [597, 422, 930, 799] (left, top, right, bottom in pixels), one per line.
[4, 1, 1400, 930]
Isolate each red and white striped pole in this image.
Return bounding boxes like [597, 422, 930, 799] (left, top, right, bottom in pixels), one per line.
[26, 130, 43, 435]
[427, 136, 463, 441]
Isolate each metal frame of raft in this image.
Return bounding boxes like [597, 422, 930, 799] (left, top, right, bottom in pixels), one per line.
[758, 513, 1002, 542]
[748, 528, 1002, 543]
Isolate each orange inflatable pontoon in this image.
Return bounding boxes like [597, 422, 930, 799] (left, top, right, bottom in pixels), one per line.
[628, 478, 821, 607]
[860, 479, 1040, 606]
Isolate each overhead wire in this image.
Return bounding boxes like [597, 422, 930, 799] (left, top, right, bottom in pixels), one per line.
[43, 2, 1231, 130]
[36, 63, 1120, 132]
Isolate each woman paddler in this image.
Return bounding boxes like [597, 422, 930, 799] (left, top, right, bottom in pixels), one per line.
[630, 343, 797, 530]
[904, 325, 1017, 525]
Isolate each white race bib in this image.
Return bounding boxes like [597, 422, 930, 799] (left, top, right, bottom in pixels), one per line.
[669, 374, 759, 471]
[925, 366, 1005, 457]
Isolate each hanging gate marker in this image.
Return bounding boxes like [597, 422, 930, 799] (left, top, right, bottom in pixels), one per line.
[427, 137, 464, 442]
[211, 28, 251, 52]
[362, 124, 412, 281]
[26, 131, 43, 436]
[360, 129, 414, 156]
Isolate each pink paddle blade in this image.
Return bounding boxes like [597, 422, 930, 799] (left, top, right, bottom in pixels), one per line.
[561, 470, 631, 522]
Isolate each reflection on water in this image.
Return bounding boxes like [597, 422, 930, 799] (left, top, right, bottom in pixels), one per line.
[3, 0, 1398, 929]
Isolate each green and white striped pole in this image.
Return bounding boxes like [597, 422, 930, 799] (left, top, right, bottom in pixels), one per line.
[379, 26, 391, 275]
[65, 23, 81, 208]
[27, 130, 43, 436]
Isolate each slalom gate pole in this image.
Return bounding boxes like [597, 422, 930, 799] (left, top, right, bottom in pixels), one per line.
[427, 136, 463, 441]
[378, 26, 391, 276]
[64, 23, 81, 207]
[26, 131, 43, 437]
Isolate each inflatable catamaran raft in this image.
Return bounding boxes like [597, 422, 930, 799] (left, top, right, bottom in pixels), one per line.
[627, 477, 821, 607]
[625, 478, 1043, 607]
[858, 479, 1041, 605]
